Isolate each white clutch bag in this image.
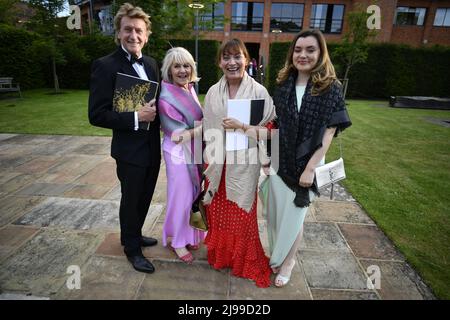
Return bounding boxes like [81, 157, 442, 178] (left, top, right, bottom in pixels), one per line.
[314, 157, 346, 189]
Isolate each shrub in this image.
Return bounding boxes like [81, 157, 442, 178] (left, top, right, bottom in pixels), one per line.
[268, 41, 450, 98]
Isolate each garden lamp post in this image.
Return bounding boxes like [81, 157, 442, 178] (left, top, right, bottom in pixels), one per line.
[188, 2, 205, 94]
[271, 28, 282, 41]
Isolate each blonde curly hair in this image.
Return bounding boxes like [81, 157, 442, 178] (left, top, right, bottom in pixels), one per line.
[114, 2, 152, 45]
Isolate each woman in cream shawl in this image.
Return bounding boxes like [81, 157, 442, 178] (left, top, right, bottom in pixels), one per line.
[202, 39, 276, 288]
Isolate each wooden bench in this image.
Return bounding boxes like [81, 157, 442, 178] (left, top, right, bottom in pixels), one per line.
[0, 77, 22, 98]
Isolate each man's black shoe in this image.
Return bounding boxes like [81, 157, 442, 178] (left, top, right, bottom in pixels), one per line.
[141, 236, 158, 247]
[121, 236, 158, 247]
[127, 255, 155, 274]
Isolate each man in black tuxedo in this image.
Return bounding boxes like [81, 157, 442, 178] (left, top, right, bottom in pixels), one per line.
[88, 3, 160, 274]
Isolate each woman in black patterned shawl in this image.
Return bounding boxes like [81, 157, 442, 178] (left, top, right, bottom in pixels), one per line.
[261, 30, 352, 287]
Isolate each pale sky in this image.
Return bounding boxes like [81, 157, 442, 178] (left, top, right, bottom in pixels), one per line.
[57, 0, 71, 17]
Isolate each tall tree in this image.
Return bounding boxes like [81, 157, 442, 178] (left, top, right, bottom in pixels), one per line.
[0, 0, 20, 25]
[113, 0, 224, 61]
[27, 0, 67, 93]
[334, 7, 377, 98]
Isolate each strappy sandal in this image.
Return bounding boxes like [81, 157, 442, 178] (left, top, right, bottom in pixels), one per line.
[186, 244, 200, 250]
[274, 273, 291, 287]
[170, 245, 194, 264]
[274, 259, 295, 288]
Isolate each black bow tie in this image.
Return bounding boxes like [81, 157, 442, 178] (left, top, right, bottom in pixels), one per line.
[130, 55, 144, 65]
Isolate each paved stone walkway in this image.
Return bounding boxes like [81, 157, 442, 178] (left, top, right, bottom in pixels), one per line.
[0, 134, 435, 300]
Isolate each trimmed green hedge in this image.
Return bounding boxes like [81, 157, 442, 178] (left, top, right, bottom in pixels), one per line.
[4, 22, 448, 99]
[267, 41, 450, 98]
[0, 25, 116, 90]
[58, 34, 116, 89]
[0, 25, 221, 93]
[0, 24, 46, 89]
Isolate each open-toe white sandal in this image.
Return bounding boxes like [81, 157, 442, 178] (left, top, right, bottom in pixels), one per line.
[274, 259, 295, 287]
[274, 273, 290, 287]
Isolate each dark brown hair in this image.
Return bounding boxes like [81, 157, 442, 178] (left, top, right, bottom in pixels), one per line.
[216, 38, 250, 66]
[277, 29, 339, 95]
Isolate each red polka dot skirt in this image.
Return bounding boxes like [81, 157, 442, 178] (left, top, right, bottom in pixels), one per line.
[204, 165, 272, 288]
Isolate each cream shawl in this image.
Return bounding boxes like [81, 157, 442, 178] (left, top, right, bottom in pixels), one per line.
[202, 72, 276, 212]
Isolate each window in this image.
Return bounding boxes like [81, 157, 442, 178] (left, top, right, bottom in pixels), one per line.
[434, 8, 450, 27]
[395, 7, 427, 26]
[200, 3, 225, 30]
[310, 4, 344, 34]
[96, 6, 114, 35]
[232, 2, 264, 31]
[270, 3, 304, 32]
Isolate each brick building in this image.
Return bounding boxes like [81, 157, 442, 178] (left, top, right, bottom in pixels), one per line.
[75, 0, 450, 66]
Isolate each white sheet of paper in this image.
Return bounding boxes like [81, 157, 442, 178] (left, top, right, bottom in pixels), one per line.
[226, 99, 251, 151]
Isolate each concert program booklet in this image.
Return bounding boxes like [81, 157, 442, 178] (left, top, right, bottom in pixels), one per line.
[113, 72, 159, 130]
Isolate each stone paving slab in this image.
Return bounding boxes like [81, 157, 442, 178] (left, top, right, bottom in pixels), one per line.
[0, 228, 103, 296]
[0, 134, 437, 300]
[338, 224, 404, 261]
[359, 259, 435, 300]
[314, 200, 375, 225]
[0, 173, 42, 194]
[310, 289, 379, 300]
[55, 255, 145, 300]
[14, 156, 61, 174]
[0, 195, 45, 227]
[14, 197, 120, 231]
[0, 133, 18, 142]
[0, 143, 17, 154]
[75, 161, 119, 187]
[16, 182, 76, 197]
[300, 250, 368, 290]
[95, 232, 123, 257]
[142, 204, 165, 235]
[102, 184, 121, 201]
[94, 232, 178, 261]
[71, 143, 110, 155]
[318, 182, 356, 202]
[0, 134, 56, 145]
[152, 183, 167, 203]
[67, 136, 111, 145]
[63, 184, 113, 199]
[46, 155, 103, 176]
[304, 205, 316, 222]
[147, 220, 164, 239]
[300, 222, 350, 252]
[135, 260, 229, 300]
[0, 225, 39, 262]
[29, 138, 86, 156]
[0, 171, 21, 185]
[0, 154, 34, 168]
[0, 142, 42, 157]
[0, 293, 49, 300]
[229, 262, 311, 300]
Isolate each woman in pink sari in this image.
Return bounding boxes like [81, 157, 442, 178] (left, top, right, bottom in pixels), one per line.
[158, 47, 205, 263]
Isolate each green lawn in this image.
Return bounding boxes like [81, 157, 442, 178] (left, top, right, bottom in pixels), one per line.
[1, 89, 449, 299]
[0, 89, 110, 136]
[329, 100, 450, 300]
